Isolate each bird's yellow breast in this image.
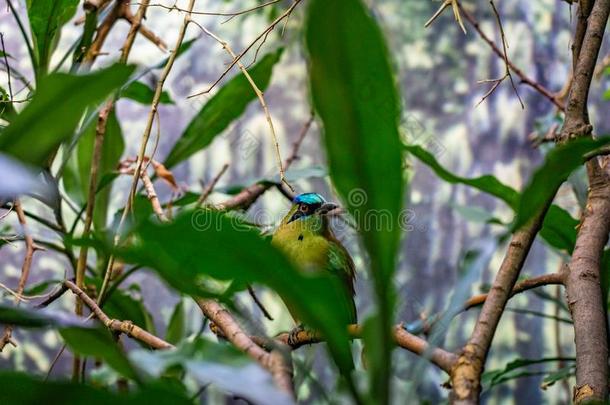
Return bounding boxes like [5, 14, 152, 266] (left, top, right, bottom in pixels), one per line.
[271, 220, 330, 272]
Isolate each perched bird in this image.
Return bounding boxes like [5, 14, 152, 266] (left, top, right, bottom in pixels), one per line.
[271, 192, 357, 327]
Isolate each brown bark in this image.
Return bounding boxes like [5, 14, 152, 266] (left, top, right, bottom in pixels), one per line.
[561, 0, 610, 402]
[450, 209, 550, 403]
[267, 324, 458, 374]
[64, 280, 173, 350]
[196, 299, 295, 398]
[450, 1, 610, 402]
[566, 168, 610, 403]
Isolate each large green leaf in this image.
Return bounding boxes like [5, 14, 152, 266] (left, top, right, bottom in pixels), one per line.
[0, 64, 134, 166]
[513, 137, 610, 230]
[60, 327, 138, 380]
[117, 210, 354, 375]
[163, 49, 283, 168]
[165, 299, 185, 345]
[120, 81, 174, 105]
[405, 144, 580, 253]
[104, 288, 156, 337]
[0, 372, 190, 404]
[26, 0, 79, 76]
[0, 305, 137, 380]
[63, 109, 124, 231]
[0, 304, 84, 328]
[131, 338, 292, 405]
[405, 145, 519, 206]
[307, 0, 404, 401]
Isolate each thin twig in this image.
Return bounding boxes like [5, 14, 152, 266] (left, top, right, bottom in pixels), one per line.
[142, 0, 281, 19]
[191, 22, 292, 191]
[425, 0, 466, 34]
[0, 33, 13, 100]
[188, 0, 302, 99]
[64, 280, 173, 349]
[489, 0, 524, 108]
[98, 0, 197, 306]
[459, 3, 565, 111]
[0, 200, 40, 351]
[247, 285, 274, 321]
[196, 163, 229, 207]
[216, 112, 313, 211]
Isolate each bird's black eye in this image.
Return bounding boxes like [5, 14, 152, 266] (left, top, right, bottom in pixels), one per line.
[299, 204, 311, 214]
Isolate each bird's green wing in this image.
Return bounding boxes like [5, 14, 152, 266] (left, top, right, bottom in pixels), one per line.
[326, 239, 357, 324]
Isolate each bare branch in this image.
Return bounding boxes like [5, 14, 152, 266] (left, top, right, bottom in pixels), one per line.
[196, 299, 295, 397]
[459, 3, 565, 111]
[64, 280, 173, 350]
[0, 200, 41, 351]
[197, 163, 229, 207]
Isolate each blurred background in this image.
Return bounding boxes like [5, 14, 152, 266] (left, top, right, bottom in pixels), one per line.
[0, 0, 609, 403]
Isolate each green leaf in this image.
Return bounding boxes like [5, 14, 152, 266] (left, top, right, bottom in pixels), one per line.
[540, 205, 579, 253]
[0, 64, 135, 166]
[104, 288, 155, 337]
[131, 338, 291, 404]
[165, 299, 185, 345]
[405, 144, 519, 207]
[60, 327, 138, 380]
[0, 87, 17, 122]
[307, 0, 403, 400]
[64, 109, 124, 230]
[405, 144, 579, 253]
[120, 81, 174, 105]
[0, 372, 191, 404]
[0, 305, 85, 328]
[513, 137, 610, 231]
[26, 0, 79, 75]
[72, 9, 97, 66]
[541, 365, 575, 390]
[482, 357, 574, 389]
[117, 210, 354, 376]
[164, 49, 283, 168]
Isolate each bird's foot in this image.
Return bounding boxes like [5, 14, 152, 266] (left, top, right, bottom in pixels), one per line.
[287, 324, 305, 347]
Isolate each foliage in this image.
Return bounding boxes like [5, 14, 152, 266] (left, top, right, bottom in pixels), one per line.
[0, 0, 607, 404]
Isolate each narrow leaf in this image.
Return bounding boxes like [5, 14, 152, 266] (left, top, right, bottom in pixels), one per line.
[60, 327, 138, 380]
[118, 210, 354, 375]
[26, 0, 79, 75]
[0, 64, 135, 166]
[164, 49, 283, 168]
[307, 0, 404, 399]
[513, 137, 610, 230]
[165, 299, 185, 345]
[120, 81, 174, 105]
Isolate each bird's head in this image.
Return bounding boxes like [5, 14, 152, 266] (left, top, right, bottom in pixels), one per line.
[279, 192, 338, 235]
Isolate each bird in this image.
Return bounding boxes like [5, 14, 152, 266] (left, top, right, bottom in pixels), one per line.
[271, 192, 357, 334]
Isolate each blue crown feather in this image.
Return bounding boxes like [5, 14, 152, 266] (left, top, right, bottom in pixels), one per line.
[293, 193, 325, 205]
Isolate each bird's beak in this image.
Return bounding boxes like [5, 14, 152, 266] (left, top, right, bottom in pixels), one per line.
[316, 202, 338, 215]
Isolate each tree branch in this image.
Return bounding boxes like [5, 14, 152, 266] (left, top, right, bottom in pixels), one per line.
[64, 280, 173, 350]
[268, 324, 458, 374]
[216, 112, 313, 211]
[561, 3, 610, 401]
[196, 299, 295, 397]
[462, 272, 566, 311]
[459, 4, 565, 111]
[450, 1, 610, 403]
[0, 200, 41, 351]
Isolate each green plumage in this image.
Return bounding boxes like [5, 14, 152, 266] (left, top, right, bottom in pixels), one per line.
[271, 193, 357, 324]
